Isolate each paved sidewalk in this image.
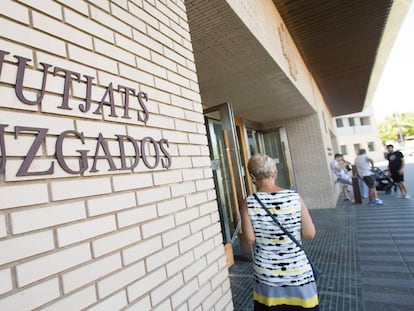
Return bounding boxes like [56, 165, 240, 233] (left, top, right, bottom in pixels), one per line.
[229, 193, 414, 311]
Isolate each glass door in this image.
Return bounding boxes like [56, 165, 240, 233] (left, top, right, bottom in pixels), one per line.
[204, 103, 245, 265]
[245, 127, 294, 190]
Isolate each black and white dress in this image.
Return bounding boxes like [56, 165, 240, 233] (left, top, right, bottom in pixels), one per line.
[247, 190, 319, 310]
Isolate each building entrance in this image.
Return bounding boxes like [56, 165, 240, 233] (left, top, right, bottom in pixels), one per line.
[204, 103, 295, 266]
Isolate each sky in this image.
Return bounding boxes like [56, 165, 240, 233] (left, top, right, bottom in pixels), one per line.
[372, 3, 414, 121]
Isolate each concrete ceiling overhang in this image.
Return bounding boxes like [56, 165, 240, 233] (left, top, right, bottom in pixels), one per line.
[186, 0, 403, 122]
[272, 0, 395, 117]
[185, 0, 314, 124]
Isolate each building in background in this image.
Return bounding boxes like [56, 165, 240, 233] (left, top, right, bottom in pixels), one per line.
[334, 105, 385, 163]
[0, 0, 410, 309]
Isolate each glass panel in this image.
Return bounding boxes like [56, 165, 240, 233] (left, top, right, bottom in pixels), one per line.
[262, 130, 290, 189]
[205, 118, 235, 243]
[246, 129, 258, 155]
[245, 128, 291, 189]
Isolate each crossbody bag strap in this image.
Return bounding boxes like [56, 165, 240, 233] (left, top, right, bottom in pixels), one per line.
[252, 193, 306, 254]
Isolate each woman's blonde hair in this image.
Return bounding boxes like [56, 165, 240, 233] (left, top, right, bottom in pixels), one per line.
[248, 154, 277, 180]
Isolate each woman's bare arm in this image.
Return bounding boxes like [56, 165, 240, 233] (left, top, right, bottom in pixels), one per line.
[301, 199, 316, 240]
[240, 199, 256, 244]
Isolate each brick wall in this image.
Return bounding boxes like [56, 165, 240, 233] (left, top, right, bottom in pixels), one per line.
[264, 113, 337, 210]
[0, 1, 232, 310]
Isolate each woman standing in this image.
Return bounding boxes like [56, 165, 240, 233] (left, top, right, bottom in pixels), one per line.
[240, 154, 319, 310]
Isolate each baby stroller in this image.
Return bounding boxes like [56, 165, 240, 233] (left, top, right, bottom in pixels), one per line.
[372, 167, 398, 194]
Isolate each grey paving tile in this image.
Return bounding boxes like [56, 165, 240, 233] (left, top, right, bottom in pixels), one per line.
[358, 250, 399, 256]
[363, 292, 414, 309]
[358, 246, 398, 252]
[229, 260, 253, 311]
[360, 264, 409, 273]
[229, 194, 414, 311]
[362, 279, 414, 291]
[362, 278, 414, 289]
[361, 271, 412, 280]
[364, 302, 414, 311]
[359, 255, 407, 261]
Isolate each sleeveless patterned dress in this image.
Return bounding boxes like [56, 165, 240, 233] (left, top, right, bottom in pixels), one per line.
[247, 190, 319, 310]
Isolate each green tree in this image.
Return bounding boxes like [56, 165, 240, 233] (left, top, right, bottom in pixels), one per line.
[378, 112, 414, 142]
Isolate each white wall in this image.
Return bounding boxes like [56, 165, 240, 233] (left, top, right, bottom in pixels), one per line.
[335, 106, 385, 162]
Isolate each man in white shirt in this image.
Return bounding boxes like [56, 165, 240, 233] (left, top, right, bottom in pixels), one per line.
[331, 153, 352, 201]
[354, 149, 383, 206]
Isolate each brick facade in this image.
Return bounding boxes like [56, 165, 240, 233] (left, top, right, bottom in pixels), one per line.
[0, 1, 232, 310]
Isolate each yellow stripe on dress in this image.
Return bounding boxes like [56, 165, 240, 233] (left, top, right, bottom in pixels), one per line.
[255, 266, 303, 276]
[254, 292, 319, 308]
[251, 207, 296, 214]
[255, 237, 289, 244]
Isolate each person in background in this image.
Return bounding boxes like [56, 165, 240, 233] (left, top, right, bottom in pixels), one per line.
[330, 153, 352, 201]
[354, 149, 383, 207]
[240, 154, 319, 311]
[386, 144, 410, 199]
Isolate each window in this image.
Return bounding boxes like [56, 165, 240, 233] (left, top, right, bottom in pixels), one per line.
[348, 117, 355, 127]
[336, 118, 343, 128]
[353, 143, 361, 154]
[368, 141, 375, 152]
[360, 117, 371, 126]
[340, 145, 347, 155]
